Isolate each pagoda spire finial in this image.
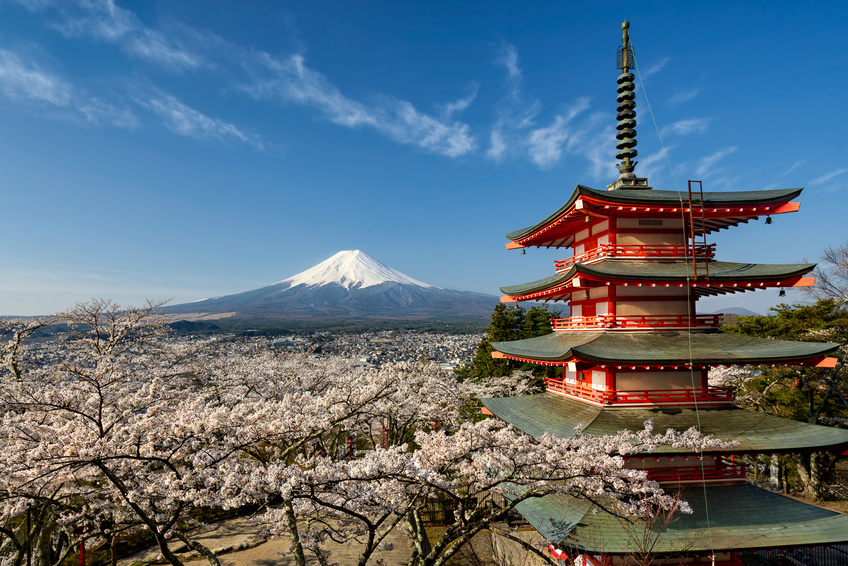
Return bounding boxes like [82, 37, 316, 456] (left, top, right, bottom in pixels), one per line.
[615, 19, 638, 181]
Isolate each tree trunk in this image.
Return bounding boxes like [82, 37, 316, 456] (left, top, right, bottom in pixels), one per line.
[283, 499, 306, 566]
[172, 532, 220, 566]
[153, 532, 186, 566]
[792, 452, 824, 501]
[770, 454, 780, 490]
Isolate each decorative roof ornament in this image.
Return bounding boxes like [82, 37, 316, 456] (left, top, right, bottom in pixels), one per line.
[608, 20, 650, 190]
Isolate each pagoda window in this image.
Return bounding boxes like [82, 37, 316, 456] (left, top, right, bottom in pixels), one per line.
[616, 217, 686, 246]
[592, 219, 609, 235]
[615, 370, 697, 391]
[616, 300, 690, 317]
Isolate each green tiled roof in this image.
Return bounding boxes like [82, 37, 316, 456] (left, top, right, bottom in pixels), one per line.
[516, 483, 848, 552]
[500, 261, 816, 296]
[481, 393, 848, 454]
[505, 186, 803, 241]
[490, 331, 838, 365]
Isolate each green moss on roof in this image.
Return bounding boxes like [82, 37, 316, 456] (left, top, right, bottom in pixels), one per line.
[490, 331, 838, 365]
[481, 393, 848, 453]
[505, 185, 803, 241]
[516, 483, 848, 552]
[500, 261, 816, 296]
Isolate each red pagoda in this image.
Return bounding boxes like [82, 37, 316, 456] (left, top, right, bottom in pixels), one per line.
[482, 21, 848, 566]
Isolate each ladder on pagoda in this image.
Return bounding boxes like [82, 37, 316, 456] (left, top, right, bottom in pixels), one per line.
[688, 180, 710, 280]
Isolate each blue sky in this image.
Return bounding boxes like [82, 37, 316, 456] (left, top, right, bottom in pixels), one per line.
[0, 0, 845, 316]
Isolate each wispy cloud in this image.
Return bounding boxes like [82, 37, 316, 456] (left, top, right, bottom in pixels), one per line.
[695, 146, 737, 177]
[495, 41, 522, 85]
[135, 91, 264, 149]
[13, 0, 477, 158]
[246, 53, 475, 157]
[0, 46, 137, 126]
[487, 42, 541, 162]
[527, 98, 591, 168]
[784, 160, 805, 175]
[809, 167, 847, 192]
[15, 0, 205, 71]
[641, 56, 670, 78]
[662, 118, 711, 137]
[669, 88, 699, 105]
[438, 84, 478, 121]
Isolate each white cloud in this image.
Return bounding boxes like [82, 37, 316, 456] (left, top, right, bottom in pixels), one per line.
[695, 146, 737, 177]
[136, 92, 264, 149]
[783, 160, 805, 175]
[809, 168, 847, 186]
[486, 130, 507, 161]
[669, 88, 699, 105]
[641, 56, 670, 78]
[808, 168, 847, 192]
[439, 84, 477, 120]
[495, 42, 522, 85]
[246, 53, 475, 157]
[526, 98, 591, 168]
[528, 115, 570, 168]
[487, 42, 545, 163]
[0, 47, 70, 105]
[17, 0, 205, 71]
[662, 118, 711, 137]
[0, 47, 137, 126]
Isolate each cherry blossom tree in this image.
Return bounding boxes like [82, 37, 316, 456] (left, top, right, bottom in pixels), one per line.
[0, 300, 734, 566]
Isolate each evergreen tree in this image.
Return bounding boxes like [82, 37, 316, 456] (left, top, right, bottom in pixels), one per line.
[459, 303, 562, 380]
[723, 298, 848, 500]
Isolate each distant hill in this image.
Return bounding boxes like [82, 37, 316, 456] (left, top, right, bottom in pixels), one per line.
[162, 250, 500, 328]
[714, 307, 762, 317]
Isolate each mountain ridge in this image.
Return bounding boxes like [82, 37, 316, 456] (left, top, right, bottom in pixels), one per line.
[163, 251, 499, 324]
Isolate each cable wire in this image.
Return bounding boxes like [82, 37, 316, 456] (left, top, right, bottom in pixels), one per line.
[633, 47, 717, 560]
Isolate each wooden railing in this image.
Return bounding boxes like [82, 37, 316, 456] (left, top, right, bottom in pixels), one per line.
[645, 463, 747, 484]
[544, 378, 734, 405]
[551, 314, 720, 331]
[554, 243, 715, 271]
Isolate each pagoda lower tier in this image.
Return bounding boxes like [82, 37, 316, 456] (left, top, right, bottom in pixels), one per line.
[481, 392, 848, 455]
[515, 483, 848, 557]
[483, 392, 848, 559]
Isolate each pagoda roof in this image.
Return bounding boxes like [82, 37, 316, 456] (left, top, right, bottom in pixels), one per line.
[516, 483, 848, 553]
[490, 330, 838, 366]
[500, 260, 815, 300]
[480, 392, 848, 454]
[506, 185, 802, 247]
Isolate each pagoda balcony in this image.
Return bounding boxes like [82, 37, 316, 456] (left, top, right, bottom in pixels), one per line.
[642, 462, 748, 484]
[544, 378, 734, 406]
[554, 243, 715, 272]
[551, 313, 721, 331]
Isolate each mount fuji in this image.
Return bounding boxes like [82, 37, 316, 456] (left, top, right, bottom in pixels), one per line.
[163, 250, 499, 324]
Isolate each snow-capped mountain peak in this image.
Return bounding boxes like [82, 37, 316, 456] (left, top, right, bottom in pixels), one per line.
[278, 250, 436, 290]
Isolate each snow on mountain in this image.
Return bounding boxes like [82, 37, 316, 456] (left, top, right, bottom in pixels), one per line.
[162, 250, 498, 323]
[278, 250, 436, 290]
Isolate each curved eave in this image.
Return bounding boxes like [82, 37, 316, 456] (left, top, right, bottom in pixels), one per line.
[481, 392, 848, 454]
[490, 331, 840, 366]
[506, 186, 803, 248]
[517, 483, 848, 553]
[499, 261, 816, 301]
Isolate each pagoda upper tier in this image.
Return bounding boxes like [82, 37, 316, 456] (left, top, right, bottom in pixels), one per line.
[500, 260, 815, 302]
[490, 331, 839, 368]
[505, 185, 801, 249]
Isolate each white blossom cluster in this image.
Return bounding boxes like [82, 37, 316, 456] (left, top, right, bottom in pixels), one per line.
[0, 300, 733, 566]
